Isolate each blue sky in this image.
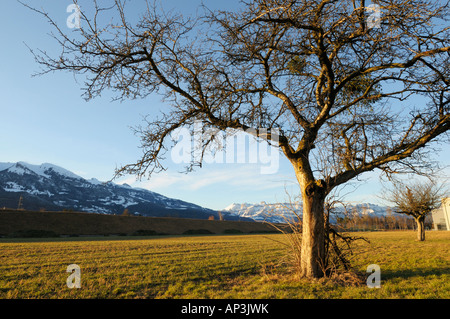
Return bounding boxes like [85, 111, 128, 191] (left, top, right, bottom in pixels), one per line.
[1, 0, 448, 210]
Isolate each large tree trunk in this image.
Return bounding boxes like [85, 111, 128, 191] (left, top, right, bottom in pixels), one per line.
[300, 188, 326, 278]
[415, 216, 426, 241]
[294, 164, 327, 278]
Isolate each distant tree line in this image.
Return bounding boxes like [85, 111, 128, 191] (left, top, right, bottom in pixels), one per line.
[333, 211, 433, 232]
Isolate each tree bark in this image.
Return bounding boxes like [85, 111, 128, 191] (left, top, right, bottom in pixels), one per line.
[415, 216, 426, 241]
[294, 163, 327, 278]
[300, 188, 326, 278]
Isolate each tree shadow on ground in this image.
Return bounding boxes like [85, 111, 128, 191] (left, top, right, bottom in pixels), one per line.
[381, 267, 450, 281]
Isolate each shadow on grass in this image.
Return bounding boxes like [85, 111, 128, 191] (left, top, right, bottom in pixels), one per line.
[381, 267, 450, 281]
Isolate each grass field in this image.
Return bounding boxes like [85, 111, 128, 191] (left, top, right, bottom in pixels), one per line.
[0, 231, 449, 299]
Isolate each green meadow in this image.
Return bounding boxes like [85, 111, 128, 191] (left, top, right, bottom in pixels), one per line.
[0, 231, 448, 299]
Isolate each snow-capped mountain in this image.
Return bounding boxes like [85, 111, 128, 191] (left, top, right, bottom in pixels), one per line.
[0, 161, 243, 220]
[223, 202, 303, 223]
[223, 201, 393, 224]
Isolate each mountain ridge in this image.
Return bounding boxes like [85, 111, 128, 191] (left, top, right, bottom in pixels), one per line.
[222, 201, 395, 224]
[1, 161, 397, 224]
[0, 161, 247, 221]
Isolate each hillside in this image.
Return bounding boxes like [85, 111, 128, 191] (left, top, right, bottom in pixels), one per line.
[0, 210, 280, 237]
[0, 161, 248, 221]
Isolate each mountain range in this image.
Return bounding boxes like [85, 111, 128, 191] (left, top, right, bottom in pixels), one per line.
[0, 161, 246, 221]
[223, 201, 393, 224]
[0, 161, 394, 224]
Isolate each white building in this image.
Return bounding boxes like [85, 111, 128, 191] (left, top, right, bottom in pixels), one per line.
[431, 198, 450, 230]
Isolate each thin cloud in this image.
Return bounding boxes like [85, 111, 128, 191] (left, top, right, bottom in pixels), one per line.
[117, 164, 296, 193]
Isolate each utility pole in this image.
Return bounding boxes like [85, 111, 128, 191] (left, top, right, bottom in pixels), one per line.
[17, 196, 23, 210]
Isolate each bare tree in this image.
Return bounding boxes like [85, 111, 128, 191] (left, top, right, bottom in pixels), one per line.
[25, 0, 450, 278]
[383, 180, 447, 241]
